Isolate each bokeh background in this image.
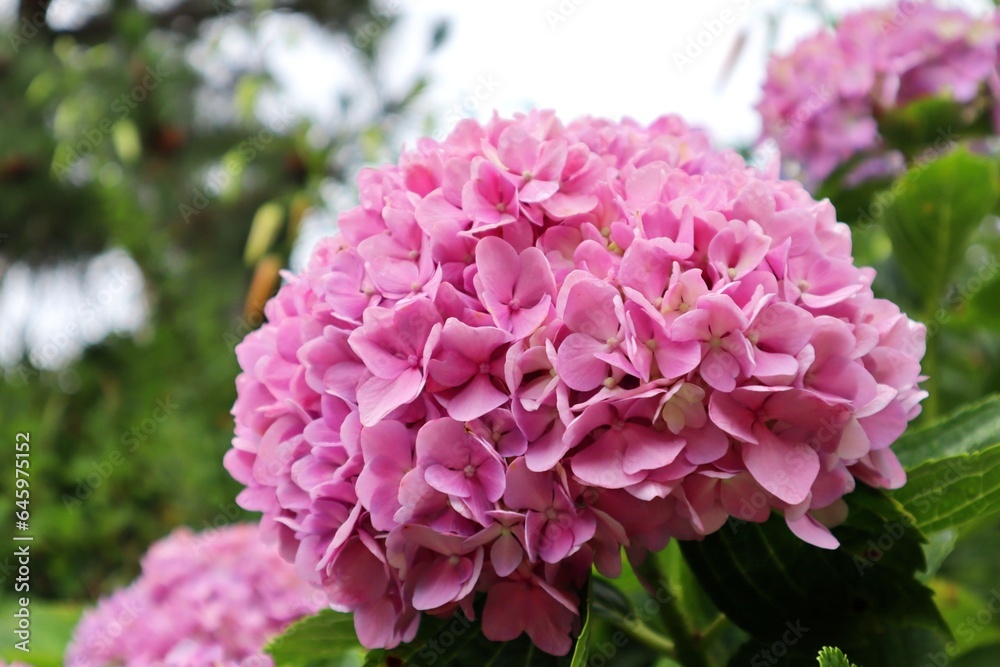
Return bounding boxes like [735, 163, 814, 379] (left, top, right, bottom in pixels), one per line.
[1, 0, 999, 664]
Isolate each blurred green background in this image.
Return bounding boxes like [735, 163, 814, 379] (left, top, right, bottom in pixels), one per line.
[0, 2, 445, 661]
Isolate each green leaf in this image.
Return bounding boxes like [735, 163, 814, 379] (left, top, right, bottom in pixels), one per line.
[680, 485, 948, 667]
[265, 608, 366, 667]
[877, 148, 1000, 308]
[891, 396, 1000, 533]
[877, 96, 992, 156]
[816, 646, 857, 667]
[244, 201, 285, 265]
[0, 601, 82, 667]
[570, 578, 593, 667]
[930, 578, 1000, 657]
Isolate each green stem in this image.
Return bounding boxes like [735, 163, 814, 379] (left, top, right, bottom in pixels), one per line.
[636, 558, 709, 667]
[612, 617, 676, 656]
[695, 614, 731, 648]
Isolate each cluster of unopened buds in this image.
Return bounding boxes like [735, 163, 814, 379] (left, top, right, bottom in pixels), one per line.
[226, 109, 926, 655]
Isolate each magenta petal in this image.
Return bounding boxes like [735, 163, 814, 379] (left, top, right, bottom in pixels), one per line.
[623, 428, 685, 475]
[425, 464, 473, 498]
[708, 391, 758, 443]
[557, 333, 609, 391]
[742, 431, 819, 505]
[357, 369, 424, 426]
[444, 374, 508, 421]
[514, 246, 557, 305]
[411, 557, 473, 610]
[572, 434, 644, 489]
[509, 296, 552, 339]
[786, 513, 839, 550]
[490, 533, 523, 576]
[475, 236, 519, 301]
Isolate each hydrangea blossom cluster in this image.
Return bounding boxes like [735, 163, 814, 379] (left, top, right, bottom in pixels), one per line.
[758, 2, 1000, 185]
[226, 110, 926, 655]
[65, 525, 322, 667]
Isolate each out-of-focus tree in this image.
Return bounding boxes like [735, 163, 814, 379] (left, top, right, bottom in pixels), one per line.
[0, 0, 445, 602]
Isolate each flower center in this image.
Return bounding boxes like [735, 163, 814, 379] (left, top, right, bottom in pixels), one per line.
[508, 298, 521, 311]
[479, 362, 490, 375]
[545, 508, 558, 520]
[464, 464, 476, 477]
[407, 354, 419, 367]
[496, 202, 507, 212]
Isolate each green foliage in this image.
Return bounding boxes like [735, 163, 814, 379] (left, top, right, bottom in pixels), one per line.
[877, 148, 1000, 310]
[0, 600, 82, 667]
[892, 396, 1000, 533]
[0, 0, 440, 606]
[815, 647, 857, 667]
[680, 486, 948, 666]
[266, 609, 366, 667]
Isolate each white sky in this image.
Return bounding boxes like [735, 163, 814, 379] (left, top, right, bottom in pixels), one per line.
[4, 0, 994, 371]
[268, 0, 994, 148]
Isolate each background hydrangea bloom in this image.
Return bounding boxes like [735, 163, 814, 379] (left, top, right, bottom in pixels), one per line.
[226, 109, 926, 655]
[758, 2, 1000, 185]
[65, 525, 323, 667]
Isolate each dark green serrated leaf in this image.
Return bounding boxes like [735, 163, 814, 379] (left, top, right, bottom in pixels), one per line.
[877, 148, 1000, 308]
[891, 395, 1000, 532]
[265, 608, 364, 667]
[680, 485, 947, 667]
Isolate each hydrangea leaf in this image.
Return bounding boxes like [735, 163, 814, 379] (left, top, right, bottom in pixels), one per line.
[679, 485, 948, 667]
[816, 646, 857, 667]
[877, 148, 1000, 308]
[265, 608, 366, 667]
[891, 395, 1000, 533]
[929, 578, 1000, 657]
[877, 96, 993, 157]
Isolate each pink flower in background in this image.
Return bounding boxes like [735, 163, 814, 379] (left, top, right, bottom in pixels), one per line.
[758, 2, 1000, 185]
[65, 525, 323, 667]
[226, 110, 926, 656]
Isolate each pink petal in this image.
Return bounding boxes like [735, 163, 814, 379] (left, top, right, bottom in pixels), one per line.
[786, 513, 840, 549]
[475, 236, 519, 301]
[357, 369, 424, 426]
[742, 430, 819, 505]
[557, 333, 609, 391]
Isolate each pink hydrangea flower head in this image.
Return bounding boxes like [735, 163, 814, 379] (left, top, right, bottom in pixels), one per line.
[227, 109, 926, 656]
[65, 525, 323, 667]
[758, 1, 1000, 185]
